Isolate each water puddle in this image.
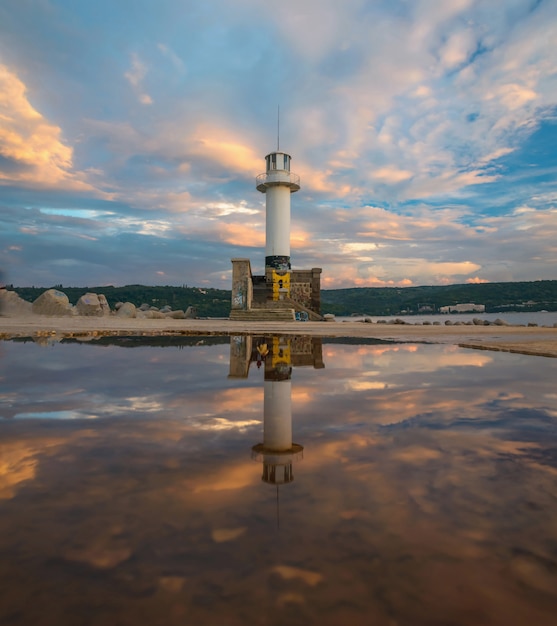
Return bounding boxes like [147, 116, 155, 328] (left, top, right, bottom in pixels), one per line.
[1, 336, 557, 625]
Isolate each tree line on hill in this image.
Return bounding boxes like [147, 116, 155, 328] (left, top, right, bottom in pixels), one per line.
[320, 280, 557, 316]
[8, 280, 557, 318]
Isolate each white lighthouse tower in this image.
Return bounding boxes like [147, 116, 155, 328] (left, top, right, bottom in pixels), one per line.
[256, 152, 300, 300]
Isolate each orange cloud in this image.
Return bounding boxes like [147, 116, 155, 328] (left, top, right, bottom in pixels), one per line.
[371, 166, 414, 183]
[0, 64, 94, 191]
[466, 276, 489, 284]
[190, 125, 262, 174]
[321, 271, 413, 289]
[296, 164, 353, 196]
[215, 222, 264, 247]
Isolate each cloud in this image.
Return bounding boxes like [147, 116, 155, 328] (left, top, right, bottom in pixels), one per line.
[438, 28, 478, 70]
[1, 0, 557, 288]
[372, 167, 414, 184]
[157, 43, 186, 73]
[466, 276, 489, 284]
[0, 64, 92, 191]
[124, 53, 153, 105]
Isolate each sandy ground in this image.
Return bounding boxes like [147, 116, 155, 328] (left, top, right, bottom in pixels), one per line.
[1, 314, 557, 357]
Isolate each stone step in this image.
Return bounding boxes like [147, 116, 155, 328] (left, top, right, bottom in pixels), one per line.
[229, 308, 296, 321]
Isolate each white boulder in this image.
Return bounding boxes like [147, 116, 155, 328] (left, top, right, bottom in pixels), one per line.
[115, 302, 137, 318]
[76, 292, 110, 316]
[32, 289, 73, 316]
[0, 290, 33, 316]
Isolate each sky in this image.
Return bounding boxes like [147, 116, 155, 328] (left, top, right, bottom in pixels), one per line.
[1, 0, 556, 290]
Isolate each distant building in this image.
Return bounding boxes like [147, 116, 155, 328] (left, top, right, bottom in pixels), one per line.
[439, 303, 485, 313]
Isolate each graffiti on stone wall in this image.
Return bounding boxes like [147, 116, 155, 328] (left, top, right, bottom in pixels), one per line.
[233, 293, 244, 307]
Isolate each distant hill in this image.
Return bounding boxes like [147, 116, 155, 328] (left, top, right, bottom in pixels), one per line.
[9, 279, 557, 317]
[320, 280, 557, 316]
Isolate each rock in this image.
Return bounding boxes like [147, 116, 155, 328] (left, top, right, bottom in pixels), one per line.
[422, 321, 431, 325]
[144, 310, 166, 319]
[184, 306, 198, 319]
[32, 289, 73, 316]
[165, 310, 186, 319]
[323, 313, 336, 322]
[472, 318, 483, 325]
[363, 317, 372, 323]
[98, 294, 110, 315]
[445, 320, 453, 325]
[160, 305, 172, 313]
[394, 318, 406, 324]
[139, 303, 151, 311]
[114, 302, 124, 310]
[76, 292, 108, 317]
[433, 321, 441, 325]
[115, 302, 137, 318]
[0, 289, 33, 316]
[493, 318, 509, 326]
[527, 322, 538, 327]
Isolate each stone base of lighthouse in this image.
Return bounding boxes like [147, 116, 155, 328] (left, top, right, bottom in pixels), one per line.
[230, 258, 322, 321]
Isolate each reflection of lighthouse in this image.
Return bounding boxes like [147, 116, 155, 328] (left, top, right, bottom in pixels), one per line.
[228, 335, 324, 485]
[252, 337, 303, 484]
[256, 152, 300, 300]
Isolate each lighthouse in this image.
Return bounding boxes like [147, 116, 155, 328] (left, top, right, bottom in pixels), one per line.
[256, 152, 300, 300]
[230, 146, 321, 320]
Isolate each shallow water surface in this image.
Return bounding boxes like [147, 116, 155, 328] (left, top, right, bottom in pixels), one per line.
[1, 336, 557, 626]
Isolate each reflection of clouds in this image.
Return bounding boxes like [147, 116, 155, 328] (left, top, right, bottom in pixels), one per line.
[120, 396, 165, 412]
[271, 565, 323, 587]
[391, 445, 443, 463]
[510, 555, 557, 596]
[0, 434, 75, 498]
[306, 434, 380, 465]
[2, 413, 557, 623]
[192, 461, 258, 493]
[346, 380, 393, 391]
[296, 346, 554, 434]
[291, 388, 314, 405]
[195, 387, 262, 415]
[2, 341, 557, 623]
[0, 442, 38, 499]
[211, 527, 247, 543]
[324, 343, 492, 373]
[369, 345, 493, 374]
[63, 535, 132, 569]
[194, 418, 260, 432]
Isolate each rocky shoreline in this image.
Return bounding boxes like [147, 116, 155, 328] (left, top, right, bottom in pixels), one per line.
[1, 313, 557, 358]
[2, 287, 557, 357]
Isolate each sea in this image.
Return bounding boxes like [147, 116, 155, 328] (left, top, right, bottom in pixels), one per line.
[336, 310, 557, 326]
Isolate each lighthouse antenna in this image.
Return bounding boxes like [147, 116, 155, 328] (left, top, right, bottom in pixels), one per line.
[277, 105, 280, 151]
